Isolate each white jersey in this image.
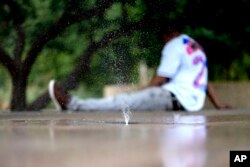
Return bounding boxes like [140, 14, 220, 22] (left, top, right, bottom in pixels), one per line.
[157, 34, 208, 112]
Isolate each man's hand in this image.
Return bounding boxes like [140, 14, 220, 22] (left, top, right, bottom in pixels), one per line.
[207, 82, 235, 110]
[215, 103, 235, 110]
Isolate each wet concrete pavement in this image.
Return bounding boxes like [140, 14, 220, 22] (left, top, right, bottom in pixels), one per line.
[0, 110, 249, 167]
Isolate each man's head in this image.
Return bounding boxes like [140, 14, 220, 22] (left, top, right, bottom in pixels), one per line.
[159, 19, 184, 43]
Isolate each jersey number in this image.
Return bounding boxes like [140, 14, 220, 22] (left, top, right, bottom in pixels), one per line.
[193, 56, 207, 91]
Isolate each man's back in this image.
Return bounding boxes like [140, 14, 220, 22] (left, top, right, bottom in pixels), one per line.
[158, 34, 208, 111]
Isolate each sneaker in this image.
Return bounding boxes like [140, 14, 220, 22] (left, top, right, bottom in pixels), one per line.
[48, 80, 70, 111]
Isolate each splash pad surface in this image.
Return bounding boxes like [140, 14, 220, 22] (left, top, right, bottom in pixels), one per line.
[0, 110, 249, 167]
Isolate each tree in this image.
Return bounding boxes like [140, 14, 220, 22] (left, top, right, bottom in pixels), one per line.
[0, 0, 142, 111]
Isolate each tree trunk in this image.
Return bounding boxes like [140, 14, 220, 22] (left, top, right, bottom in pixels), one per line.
[10, 74, 27, 111]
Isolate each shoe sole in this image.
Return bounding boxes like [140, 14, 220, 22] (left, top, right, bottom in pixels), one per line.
[48, 80, 62, 111]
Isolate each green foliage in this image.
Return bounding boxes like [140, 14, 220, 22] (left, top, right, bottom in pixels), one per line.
[229, 53, 250, 80]
[0, 65, 11, 109]
[126, 0, 145, 22]
[105, 3, 122, 20]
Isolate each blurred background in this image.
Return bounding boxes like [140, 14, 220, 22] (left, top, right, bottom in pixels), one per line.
[1, 0, 250, 111]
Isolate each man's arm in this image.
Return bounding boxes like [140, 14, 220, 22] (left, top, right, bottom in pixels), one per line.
[148, 76, 169, 87]
[206, 82, 234, 109]
[135, 75, 169, 91]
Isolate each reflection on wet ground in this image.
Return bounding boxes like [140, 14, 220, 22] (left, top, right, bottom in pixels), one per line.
[0, 110, 249, 167]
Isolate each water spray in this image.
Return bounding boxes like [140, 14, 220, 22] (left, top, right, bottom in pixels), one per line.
[122, 103, 131, 125]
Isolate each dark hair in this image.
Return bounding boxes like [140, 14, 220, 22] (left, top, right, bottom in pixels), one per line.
[159, 19, 184, 36]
